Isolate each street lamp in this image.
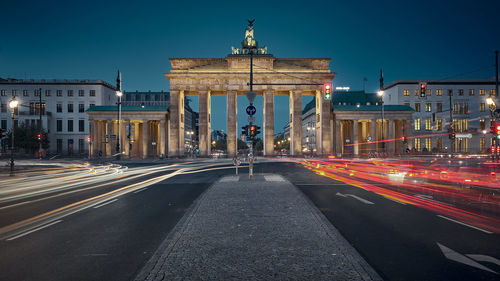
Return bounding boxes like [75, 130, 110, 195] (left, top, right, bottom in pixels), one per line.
[187, 130, 194, 157]
[377, 90, 385, 153]
[116, 90, 123, 159]
[9, 97, 19, 176]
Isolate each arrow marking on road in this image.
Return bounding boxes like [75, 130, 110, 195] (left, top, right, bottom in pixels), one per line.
[437, 243, 498, 274]
[466, 254, 500, 267]
[336, 192, 374, 204]
[437, 215, 493, 234]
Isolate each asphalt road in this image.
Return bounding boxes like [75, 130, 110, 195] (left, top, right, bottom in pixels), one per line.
[0, 160, 498, 281]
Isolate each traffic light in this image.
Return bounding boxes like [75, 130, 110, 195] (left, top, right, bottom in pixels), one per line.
[87, 136, 92, 143]
[419, 82, 427, 97]
[255, 125, 261, 136]
[449, 132, 456, 140]
[249, 125, 256, 137]
[241, 125, 248, 137]
[495, 123, 500, 139]
[0, 128, 6, 138]
[36, 133, 42, 141]
[323, 82, 332, 100]
[402, 136, 407, 143]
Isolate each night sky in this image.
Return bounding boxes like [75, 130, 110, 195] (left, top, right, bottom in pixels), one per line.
[1, 0, 499, 133]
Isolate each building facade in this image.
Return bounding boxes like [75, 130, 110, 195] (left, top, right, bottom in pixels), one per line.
[0, 78, 117, 155]
[383, 78, 498, 153]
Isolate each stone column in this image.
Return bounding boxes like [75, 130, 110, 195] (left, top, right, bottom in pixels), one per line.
[335, 120, 341, 154]
[142, 120, 149, 158]
[168, 90, 182, 157]
[316, 90, 332, 155]
[123, 120, 130, 157]
[199, 90, 211, 156]
[289, 90, 302, 155]
[353, 120, 359, 156]
[388, 119, 394, 154]
[160, 119, 166, 156]
[263, 90, 274, 156]
[371, 119, 377, 152]
[105, 120, 111, 157]
[227, 91, 238, 157]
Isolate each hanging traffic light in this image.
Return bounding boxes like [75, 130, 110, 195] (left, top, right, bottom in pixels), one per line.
[419, 82, 427, 97]
[249, 125, 256, 137]
[36, 133, 42, 141]
[323, 82, 332, 100]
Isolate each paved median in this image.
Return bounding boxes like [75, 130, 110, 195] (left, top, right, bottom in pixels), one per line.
[136, 173, 381, 281]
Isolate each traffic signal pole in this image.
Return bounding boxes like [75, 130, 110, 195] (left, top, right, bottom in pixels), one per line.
[39, 87, 42, 159]
[249, 51, 254, 179]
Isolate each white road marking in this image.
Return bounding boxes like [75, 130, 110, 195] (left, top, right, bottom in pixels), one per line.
[264, 175, 285, 182]
[133, 188, 148, 194]
[6, 220, 62, 241]
[0, 200, 33, 210]
[467, 254, 500, 266]
[93, 199, 118, 209]
[383, 196, 407, 205]
[437, 215, 493, 234]
[437, 243, 497, 274]
[220, 176, 239, 182]
[336, 192, 374, 204]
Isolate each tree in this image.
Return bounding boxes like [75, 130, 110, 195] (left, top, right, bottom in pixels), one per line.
[5, 123, 49, 153]
[214, 139, 227, 151]
[253, 138, 263, 151]
[238, 139, 248, 150]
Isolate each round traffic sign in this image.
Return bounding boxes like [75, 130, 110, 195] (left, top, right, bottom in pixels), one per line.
[246, 105, 256, 116]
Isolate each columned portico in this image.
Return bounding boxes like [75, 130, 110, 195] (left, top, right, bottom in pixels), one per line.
[227, 91, 238, 157]
[198, 90, 211, 157]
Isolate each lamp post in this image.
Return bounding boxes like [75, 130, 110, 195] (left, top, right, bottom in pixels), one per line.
[486, 96, 498, 161]
[9, 97, 19, 176]
[187, 130, 194, 157]
[377, 90, 385, 154]
[116, 90, 122, 159]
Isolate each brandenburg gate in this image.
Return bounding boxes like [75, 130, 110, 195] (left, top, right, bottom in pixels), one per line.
[165, 21, 335, 157]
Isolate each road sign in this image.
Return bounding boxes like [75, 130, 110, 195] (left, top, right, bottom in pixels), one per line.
[494, 109, 500, 119]
[246, 105, 256, 115]
[245, 91, 257, 103]
[248, 116, 255, 123]
[455, 133, 472, 139]
[109, 134, 117, 140]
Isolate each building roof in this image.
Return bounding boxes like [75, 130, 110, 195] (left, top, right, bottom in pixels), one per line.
[331, 90, 379, 105]
[302, 97, 315, 114]
[332, 105, 414, 111]
[0, 77, 117, 90]
[383, 77, 500, 89]
[86, 105, 168, 112]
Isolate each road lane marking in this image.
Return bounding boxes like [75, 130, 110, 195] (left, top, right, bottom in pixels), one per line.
[0, 200, 33, 210]
[383, 196, 407, 205]
[133, 188, 148, 194]
[264, 175, 285, 182]
[437, 215, 493, 234]
[336, 192, 374, 204]
[6, 220, 62, 241]
[93, 199, 118, 209]
[466, 254, 500, 266]
[220, 176, 239, 182]
[437, 243, 497, 274]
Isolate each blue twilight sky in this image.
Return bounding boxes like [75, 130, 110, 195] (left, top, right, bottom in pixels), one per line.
[1, 0, 499, 133]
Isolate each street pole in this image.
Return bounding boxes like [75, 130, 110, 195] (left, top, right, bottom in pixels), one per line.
[449, 92, 454, 154]
[10, 110, 15, 176]
[116, 71, 122, 160]
[39, 87, 42, 159]
[249, 50, 254, 179]
[379, 70, 385, 155]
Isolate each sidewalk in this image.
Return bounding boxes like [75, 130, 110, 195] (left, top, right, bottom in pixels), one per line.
[135, 174, 381, 281]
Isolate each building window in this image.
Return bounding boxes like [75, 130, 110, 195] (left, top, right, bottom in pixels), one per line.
[436, 103, 442, 112]
[45, 90, 51, 96]
[437, 119, 442, 131]
[437, 138, 442, 151]
[414, 89, 419, 96]
[480, 103, 485, 112]
[68, 139, 73, 155]
[414, 119, 421, 131]
[89, 103, 95, 109]
[12, 90, 18, 96]
[426, 89, 431, 96]
[56, 103, 62, 113]
[78, 90, 84, 97]
[480, 137, 485, 152]
[57, 90, 62, 96]
[1, 103, 6, 113]
[68, 120, 73, 132]
[491, 89, 497, 96]
[447, 89, 453, 96]
[23, 90, 29, 96]
[414, 103, 421, 112]
[480, 119, 485, 130]
[79, 120, 85, 132]
[403, 89, 409, 96]
[0, 90, 6, 96]
[57, 139, 62, 153]
[453, 103, 458, 114]
[67, 90, 73, 97]
[0, 119, 6, 129]
[79, 104, 85, 113]
[425, 138, 432, 150]
[469, 89, 474, 96]
[436, 89, 442, 96]
[458, 89, 464, 96]
[78, 139, 84, 154]
[68, 103, 74, 113]
[414, 138, 421, 151]
[479, 89, 485, 95]
[90, 90, 96, 97]
[425, 103, 432, 112]
[57, 120, 62, 132]
[425, 119, 432, 130]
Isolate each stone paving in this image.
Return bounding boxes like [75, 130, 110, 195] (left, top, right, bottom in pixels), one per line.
[135, 174, 382, 281]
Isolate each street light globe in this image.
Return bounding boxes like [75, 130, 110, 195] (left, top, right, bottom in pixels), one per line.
[377, 90, 384, 97]
[116, 91, 123, 97]
[486, 97, 495, 105]
[9, 98, 19, 109]
[482, 130, 487, 135]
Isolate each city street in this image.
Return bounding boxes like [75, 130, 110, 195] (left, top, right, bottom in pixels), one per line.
[0, 158, 498, 280]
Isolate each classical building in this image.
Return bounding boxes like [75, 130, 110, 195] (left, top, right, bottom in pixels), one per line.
[383, 78, 498, 153]
[0, 77, 117, 155]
